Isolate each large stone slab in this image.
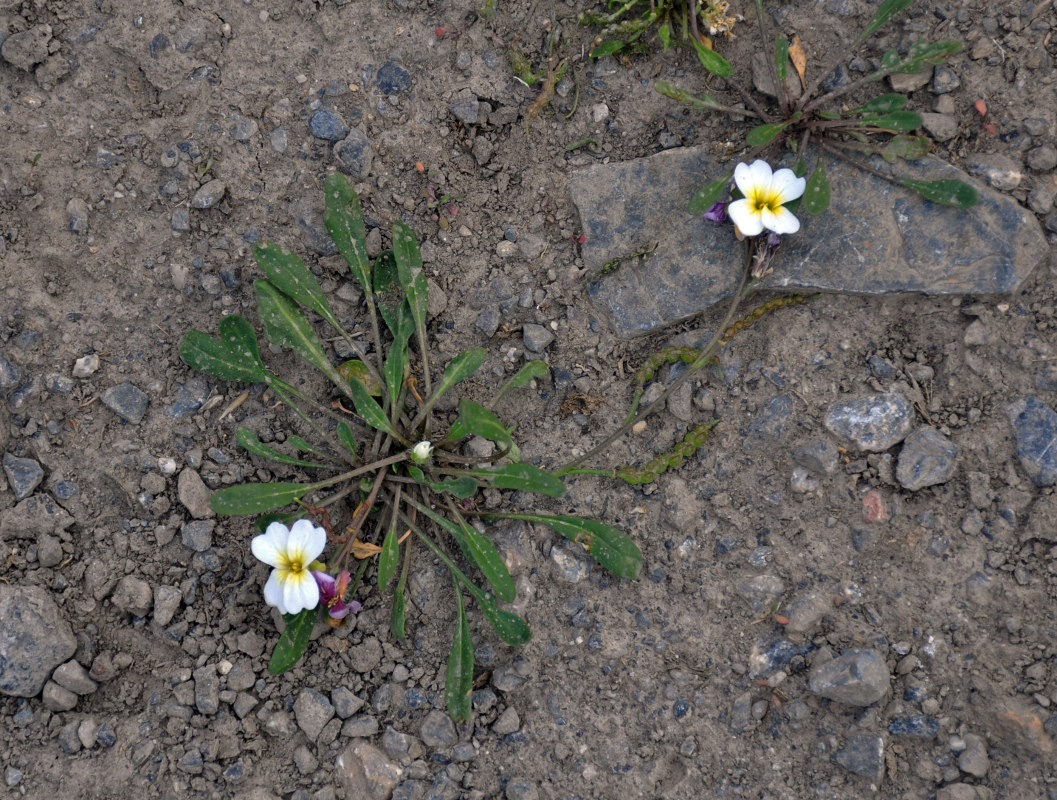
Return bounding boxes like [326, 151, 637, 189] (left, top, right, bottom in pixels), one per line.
[570, 147, 1047, 338]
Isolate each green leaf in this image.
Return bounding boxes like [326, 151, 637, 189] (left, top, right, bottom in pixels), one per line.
[802, 162, 830, 215]
[658, 22, 671, 51]
[888, 40, 963, 74]
[503, 514, 643, 580]
[253, 242, 343, 334]
[856, 0, 915, 44]
[255, 280, 344, 386]
[851, 93, 909, 114]
[775, 35, 789, 82]
[689, 173, 732, 215]
[268, 609, 316, 675]
[590, 40, 624, 58]
[323, 173, 371, 295]
[407, 465, 479, 499]
[882, 135, 931, 163]
[383, 340, 409, 413]
[483, 463, 565, 497]
[373, 250, 411, 340]
[655, 81, 722, 112]
[339, 360, 383, 396]
[417, 349, 487, 422]
[378, 524, 400, 591]
[859, 110, 922, 131]
[236, 428, 328, 468]
[459, 398, 519, 461]
[346, 374, 399, 437]
[392, 221, 429, 341]
[896, 178, 979, 207]
[477, 594, 531, 646]
[492, 361, 549, 404]
[336, 421, 357, 457]
[691, 37, 732, 78]
[179, 316, 269, 383]
[446, 587, 474, 722]
[746, 121, 791, 146]
[390, 575, 406, 644]
[210, 481, 314, 515]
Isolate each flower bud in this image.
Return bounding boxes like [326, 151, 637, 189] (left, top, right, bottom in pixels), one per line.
[410, 440, 434, 464]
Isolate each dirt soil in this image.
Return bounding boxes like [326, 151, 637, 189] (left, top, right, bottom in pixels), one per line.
[2, 0, 1057, 798]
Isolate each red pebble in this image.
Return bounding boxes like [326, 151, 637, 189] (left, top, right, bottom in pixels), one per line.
[862, 490, 887, 523]
[974, 98, 987, 116]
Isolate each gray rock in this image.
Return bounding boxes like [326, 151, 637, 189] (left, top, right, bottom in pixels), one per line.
[1, 24, 51, 71]
[572, 148, 1046, 337]
[522, 323, 555, 353]
[1028, 186, 1055, 215]
[42, 680, 78, 711]
[166, 378, 210, 420]
[808, 649, 890, 706]
[920, 112, 958, 142]
[958, 732, 990, 777]
[100, 382, 149, 423]
[294, 688, 335, 740]
[181, 519, 215, 552]
[1005, 396, 1057, 486]
[152, 585, 183, 626]
[0, 585, 77, 697]
[310, 109, 350, 141]
[2, 454, 44, 500]
[37, 533, 63, 567]
[0, 350, 19, 396]
[1027, 145, 1057, 173]
[190, 179, 226, 209]
[492, 706, 521, 735]
[931, 66, 961, 94]
[505, 777, 540, 800]
[738, 574, 785, 612]
[336, 742, 403, 800]
[794, 438, 839, 475]
[177, 468, 214, 518]
[783, 590, 834, 637]
[824, 393, 914, 452]
[833, 734, 885, 782]
[450, 97, 479, 125]
[419, 709, 456, 747]
[376, 62, 411, 95]
[193, 664, 219, 715]
[52, 660, 98, 695]
[889, 67, 932, 92]
[887, 715, 940, 736]
[332, 687, 366, 719]
[72, 354, 100, 378]
[335, 129, 373, 178]
[896, 425, 959, 490]
[342, 715, 380, 737]
[965, 153, 1023, 191]
[66, 198, 89, 235]
[475, 308, 500, 336]
[111, 576, 153, 617]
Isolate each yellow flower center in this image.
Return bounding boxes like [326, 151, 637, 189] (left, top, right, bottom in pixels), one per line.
[747, 185, 782, 214]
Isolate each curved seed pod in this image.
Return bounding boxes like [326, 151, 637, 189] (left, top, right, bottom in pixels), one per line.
[615, 420, 720, 484]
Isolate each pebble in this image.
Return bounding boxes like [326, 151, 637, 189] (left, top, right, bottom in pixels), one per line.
[748, 394, 792, 440]
[52, 660, 98, 695]
[823, 392, 914, 452]
[309, 108, 350, 141]
[336, 742, 403, 799]
[37, 533, 63, 567]
[808, 649, 889, 707]
[550, 543, 590, 582]
[192, 664, 219, 715]
[1005, 396, 1057, 486]
[166, 378, 210, 420]
[376, 61, 411, 94]
[0, 585, 76, 697]
[294, 687, 335, 740]
[505, 777, 540, 800]
[957, 732, 990, 777]
[931, 66, 961, 93]
[1027, 145, 1057, 172]
[896, 425, 959, 490]
[72, 353, 100, 377]
[342, 715, 380, 737]
[190, 179, 226, 209]
[42, 681, 78, 711]
[738, 574, 785, 612]
[0, 24, 52, 71]
[522, 323, 555, 353]
[1028, 186, 1055, 215]
[0, 350, 19, 396]
[178, 468, 214, 518]
[889, 67, 932, 92]
[231, 116, 259, 141]
[920, 112, 958, 142]
[450, 98, 478, 125]
[2, 453, 44, 500]
[888, 715, 940, 737]
[152, 585, 182, 626]
[419, 709, 457, 747]
[100, 381, 149, 423]
[783, 590, 834, 637]
[66, 198, 89, 234]
[492, 706, 520, 735]
[833, 734, 885, 782]
[111, 576, 154, 617]
[965, 153, 1023, 191]
[335, 128, 373, 178]
[793, 438, 839, 475]
[332, 687, 365, 719]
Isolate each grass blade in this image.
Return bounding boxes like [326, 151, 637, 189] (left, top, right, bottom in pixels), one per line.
[775, 35, 789, 82]
[746, 120, 791, 146]
[850, 93, 908, 114]
[655, 81, 722, 112]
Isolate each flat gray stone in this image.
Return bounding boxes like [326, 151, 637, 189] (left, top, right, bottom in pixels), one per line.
[100, 381, 148, 423]
[571, 148, 1047, 338]
[896, 425, 960, 490]
[824, 393, 914, 452]
[0, 585, 77, 697]
[808, 649, 890, 707]
[1006, 396, 1057, 486]
[834, 734, 885, 782]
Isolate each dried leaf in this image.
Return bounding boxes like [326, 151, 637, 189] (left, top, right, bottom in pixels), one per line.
[789, 35, 807, 89]
[350, 539, 383, 559]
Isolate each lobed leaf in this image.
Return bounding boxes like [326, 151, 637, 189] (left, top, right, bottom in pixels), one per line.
[896, 177, 979, 207]
[392, 221, 429, 338]
[688, 173, 732, 215]
[691, 37, 733, 78]
[446, 587, 474, 722]
[802, 162, 831, 215]
[236, 428, 328, 468]
[478, 597, 531, 646]
[407, 465, 479, 499]
[210, 481, 314, 515]
[373, 250, 413, 341]
[179, 316, 269, 384]
[268, 609, 316, 675]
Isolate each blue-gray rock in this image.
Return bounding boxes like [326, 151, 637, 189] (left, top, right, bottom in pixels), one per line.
[476, 308, 500, 336]
[332, 686, 365, 719]
[0, 585, 77, 697]
[231, 116, 259, 141]
[376, 62, 411, 95]
[101, 381, 148, 423]
[748, 394, 792, 440]
[193, 664, 219, 715]
[2, 453, 44, 500]
[958, 732, 989, 777]
[450, 98, 479, 125]
[965, 153, 1022, 191]
[0, 350, 19, 396]
[522, 323, 555, 353]
[419, 709, 456, 747]
[571, 148, 1046, 337]
[166, 378, 210, 420]
[824, 393, 914, 452]
[190, 179, 226, 209]
[294, 687, 335, 740]
[887, 715, 940, 737]
[931, 66, 961, 94]
[834, 734, 885, 782]
[738, 574, 785, 612]
[310, 109, 350, 142]
[505, 777, 540, 800]
[335, 128, 373, 178]
[896, 425, 959, 490]
[180, 520, 215, 552]
[808, 649, 890, 707]
[1006, 396, 1057, 486]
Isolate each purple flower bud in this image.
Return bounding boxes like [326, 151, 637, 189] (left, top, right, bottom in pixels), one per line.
[702, 201, 728, 223]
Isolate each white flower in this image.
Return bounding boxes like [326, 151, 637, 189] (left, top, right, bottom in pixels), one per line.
[251, 519, 327, 615]
[727, 160, 806, 238]
[410, 440, 434, 464]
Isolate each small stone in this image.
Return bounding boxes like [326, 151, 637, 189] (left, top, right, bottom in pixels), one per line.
[888, 715, 940, 737]
[342, 715, 380, 738]
[66, 198, 89, 235]
[0, 586, 76, 697]
[294, 688, 335, 740]
[293, 744, 319, 775]
[310, 109, 350, 141]
[738, 574, 785, 612]
[931, 66, 960, 94]
[793, 438, 839, 475]
[52, 660, 98, 695]
[522, 323, 555, 353]
[332, 687, 366, 719]
[450, 98, 479, 125]
[1005, 396, 1057, 486]
[550, 543, 590, 582]
[808, 649, 890, 707]
[419, 709, 456, 747]
[100, 382, 149, 423]
[190, 179, 226, 209]
[1028, 186, 1055, 215]
[376, 62, 411, 95]
[77, 718, 99, 749]
[472, 137, 493, 166]
[193, 664, 219, 715]
[37, 533, 63, 567]
[505, 777, 540, 800]
[42, 681, 78, 711]
[896, 425, 959, 490]
[492, 706, 520, 735]
[783, 590, 834, 637]
[166, 378, 210, 420]
[181, 519, 215, 552]
[72, 354, 100, 377]
[111, 576, 153, 617]
[177, 468, 214, 518]
[335, 129, 373, 178]
[1, 24, 52, 71]
[336, 742, 403, 800]
[1027, 145, 1057, 173]
[824, 393, 914, 452]
[58, 722, 81, 754]
[889, 66, 932, 92]
[966, 153, 1023, 191]
[958, 732, 989, 777]
[834, 734, 885, 782]
[2, 454, 45, 500]
[153, 585, 183, 626]
[920, 112, 958, 142]
[231, 116, 259, 141]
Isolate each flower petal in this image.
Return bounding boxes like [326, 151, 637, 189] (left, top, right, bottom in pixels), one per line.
[727, 198, 764, 237]
[263, 569, 286, 612]
[288, 519, 327, 563]
[761, 205, 801, 235]
[282, 570, 320, 614]
[769, 168, 807, 204]
[251, 524, 289, 568]
[737, 160, 774, 197]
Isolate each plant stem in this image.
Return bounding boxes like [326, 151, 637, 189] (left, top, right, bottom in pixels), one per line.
[801, 66, 892, 115]
[725, 77, 775, 123]
[556, 241, 755, 474]
[333, 463, 390, 567]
